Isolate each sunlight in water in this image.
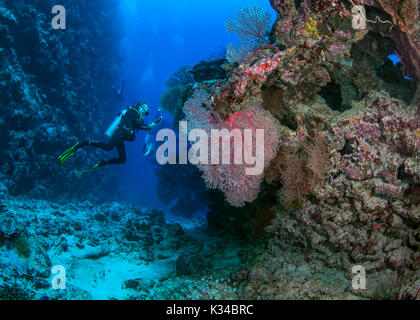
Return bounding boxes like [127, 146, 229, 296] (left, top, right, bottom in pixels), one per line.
[120, 0, 140, 21]
[122, 0, 137, 12]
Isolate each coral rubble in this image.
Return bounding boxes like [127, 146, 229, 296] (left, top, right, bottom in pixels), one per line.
[0, 197, 257, 300]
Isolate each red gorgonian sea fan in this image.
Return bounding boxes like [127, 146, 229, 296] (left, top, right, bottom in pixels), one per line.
[183, 89, 281, 207]
[226, 6, 279, 54]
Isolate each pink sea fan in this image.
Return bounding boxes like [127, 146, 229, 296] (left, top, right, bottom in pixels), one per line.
[183, 90, 281, 207]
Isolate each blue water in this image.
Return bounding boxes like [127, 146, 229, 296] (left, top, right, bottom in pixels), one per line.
[114, 0, 274, 211]
[388, 53, 400, 66]
[387, 54, 412, 80]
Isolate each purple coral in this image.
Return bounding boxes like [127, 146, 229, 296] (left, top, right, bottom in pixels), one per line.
[375, 184, 403, 197]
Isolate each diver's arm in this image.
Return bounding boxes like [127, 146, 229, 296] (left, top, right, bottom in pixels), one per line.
[138, 123, 155, 131]
[138, 116, 163, 132]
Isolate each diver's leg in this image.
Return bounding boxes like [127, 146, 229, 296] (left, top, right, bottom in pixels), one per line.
[74, 141, 126, 174]
[86, 140, 114, 151]
[103, 142, 126, 165]
[64, 139, 109, 151]
[81, 128, 122, 152]
[60, 139, 113, 164]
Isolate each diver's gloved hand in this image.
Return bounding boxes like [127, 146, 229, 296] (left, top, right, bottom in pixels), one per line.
[149, 117, 162, 130]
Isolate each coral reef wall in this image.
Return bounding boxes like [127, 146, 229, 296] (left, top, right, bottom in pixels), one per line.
[160, 0, 419, 298]
[0, 0, 122, 200]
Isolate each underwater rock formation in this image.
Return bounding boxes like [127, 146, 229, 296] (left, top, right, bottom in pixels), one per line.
[0, 0, 122, 200]
[159, 0, 419, 299]
[191, 59, 228, 83]
[1, 0, 417, 301]
[268, 91, 418, 286]
[155, 163, 210, 218]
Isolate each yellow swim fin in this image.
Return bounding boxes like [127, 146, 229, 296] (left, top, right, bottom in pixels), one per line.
[58, 143, 80, 166]
[74, 161, 101, 175]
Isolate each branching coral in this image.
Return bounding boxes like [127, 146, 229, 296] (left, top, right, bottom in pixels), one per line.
[226, 6, 277, 49]
[146, 0, 420, 300]
[160, 84, 192, 125]
[175, 0, 420, 299]
[279, 133, 331, 206]
[226, 42, 254, 64]
[305, 134, 332, 184]
[280, 151, 313, 206]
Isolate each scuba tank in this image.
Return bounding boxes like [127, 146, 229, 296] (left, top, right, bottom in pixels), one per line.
[106, 102, 148, 138]
[105, 109, 127, 138]
[106, 100, 143, 138]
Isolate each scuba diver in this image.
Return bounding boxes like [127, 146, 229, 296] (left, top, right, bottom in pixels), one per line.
[58, 102, 162, 175]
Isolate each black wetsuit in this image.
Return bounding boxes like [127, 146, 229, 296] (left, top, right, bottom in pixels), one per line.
[79, 107, 154, 166]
